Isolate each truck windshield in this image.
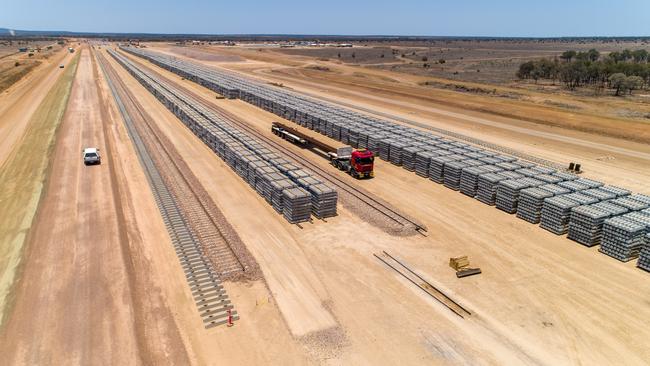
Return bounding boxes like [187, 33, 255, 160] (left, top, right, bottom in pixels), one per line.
[85, 153, 97, 158]
[355, 157, 374, 165]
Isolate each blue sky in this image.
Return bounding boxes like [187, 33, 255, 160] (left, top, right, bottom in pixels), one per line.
[2, 0, 649, 36]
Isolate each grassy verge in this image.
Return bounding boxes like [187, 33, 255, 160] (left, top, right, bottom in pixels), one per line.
[0, 51, 80, 328]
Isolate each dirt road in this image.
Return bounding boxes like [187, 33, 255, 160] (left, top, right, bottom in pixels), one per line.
[0, 49, 191, 364]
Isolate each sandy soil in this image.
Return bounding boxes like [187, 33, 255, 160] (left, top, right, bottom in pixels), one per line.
[0, 50, 79, 326]
[0, 46, 72, 167]
[116, 46, 650, 364]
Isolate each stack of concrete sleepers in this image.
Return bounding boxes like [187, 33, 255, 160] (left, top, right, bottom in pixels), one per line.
[581, 188, 617, 203]
[476, 172, 508, 205]
[415, 151, 437, 177]
[600, 211, 650, 261]
[534, 174, 564, 185]
[496, 177, 543, 214]
[305, 183, 338, 218]
[629, 194, 650, 205]
[269, 179, 298, 213]
[609, 196, 649, 213]
[540, 193, 599, 235]
[516, 187, 556, 223]
[444, 160, 482, 191]
[568, 202, 625, 247]
[552, 171, 578, 181]
[600, 185, 631, 198]
[638, 234, 650, 271]
[401, 146, 422, 172]
[389, 141, 409, 166]
[282, 187, 312, 223]
[460, 165, 500, 197]
[430, 155, 466, 183]
[558, 180, 590, 193]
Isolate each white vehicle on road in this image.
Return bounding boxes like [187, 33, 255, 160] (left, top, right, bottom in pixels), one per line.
[82, 147, 101, 165]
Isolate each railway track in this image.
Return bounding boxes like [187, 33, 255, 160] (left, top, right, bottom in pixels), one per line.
[95, 48, 243, 328]
[121, 52, 427, 235]
[374, 251, 471, 319]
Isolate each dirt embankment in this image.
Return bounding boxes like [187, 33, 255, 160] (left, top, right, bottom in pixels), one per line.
[0, 60, 41, 93]
[0, 52, 80, 326]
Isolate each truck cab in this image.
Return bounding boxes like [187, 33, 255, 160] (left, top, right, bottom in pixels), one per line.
[350, 149, 374, 178]
[329, 147, 374, 179]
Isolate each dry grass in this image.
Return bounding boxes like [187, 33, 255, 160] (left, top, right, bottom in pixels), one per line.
[0, 60, 41, 93]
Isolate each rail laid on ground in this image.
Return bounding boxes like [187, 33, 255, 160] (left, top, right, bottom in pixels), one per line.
[375, 251, 471, 319]
[95, 49, 239, 329]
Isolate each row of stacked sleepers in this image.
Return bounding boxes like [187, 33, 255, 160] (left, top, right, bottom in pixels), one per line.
[120, 46, 650, 272]
[110, 49, 337, 224]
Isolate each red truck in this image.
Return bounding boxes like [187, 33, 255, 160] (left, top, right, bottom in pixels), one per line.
[271, 122, 374, 179]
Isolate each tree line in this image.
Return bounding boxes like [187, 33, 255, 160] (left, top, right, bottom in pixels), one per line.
[516, 49, 650, 95]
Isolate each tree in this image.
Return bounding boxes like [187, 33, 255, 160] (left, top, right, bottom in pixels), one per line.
[517, 61, 535, 79]
[587, 49, 600, 62]
[632, 49, 648, 63]
[575, 51, 589, 62]
[609, 73, 627, 95]
[621, 49, 633, 61]
[351, 52, 356, 59]
[608, 51, 622, 63]
[560, 50, 576, 62]
[421, 56, 428, 62]
[624, 76, 644, 94]
[438, 58, 446, 64]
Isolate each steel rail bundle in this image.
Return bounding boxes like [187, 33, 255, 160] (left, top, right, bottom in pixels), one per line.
[374, 251, 471, 318]
[95, 49, 239, 328]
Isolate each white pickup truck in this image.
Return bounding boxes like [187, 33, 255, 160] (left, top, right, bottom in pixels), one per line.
[82, 147, 101, 165]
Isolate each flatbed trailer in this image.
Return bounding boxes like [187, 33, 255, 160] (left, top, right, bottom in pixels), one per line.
[271, 121, 374, 179]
